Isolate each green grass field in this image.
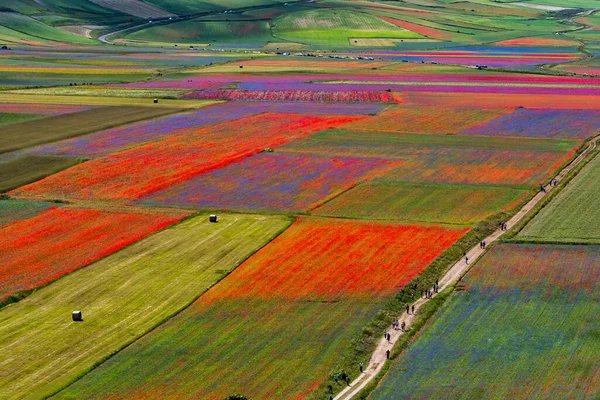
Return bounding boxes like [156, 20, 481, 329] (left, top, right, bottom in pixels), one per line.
[272, 9, 423, 46]
[313, 182, 529, 225]
[127, 19, 274, 44]
[518, 153, 600, 243]
[0, 12, 95, 45]
[371, 243, 600, 399]
[0, 112, 42, 127]
[0, 106, 180, 153]
[0, 213, 290, 400]
[141, 0, 289, 15]
[0, 155, 80, 192]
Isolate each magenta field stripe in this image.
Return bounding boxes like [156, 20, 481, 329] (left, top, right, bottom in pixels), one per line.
[111, 73, 600, 87]
[183, 90, 400, 103]
[141, 152, 399, 212]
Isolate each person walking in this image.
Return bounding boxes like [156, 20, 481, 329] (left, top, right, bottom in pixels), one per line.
[386, 349, 390, 359]
[334, 373, 339, 384]
[401, 321, 405, 332]
[411, 304, 415, 314]
[360, 362, 364, 373]
[540, 185, 546, 193]
[406, 304, 410, 314]
[387, 333, 391, 342]
[346, 375, 350, 386]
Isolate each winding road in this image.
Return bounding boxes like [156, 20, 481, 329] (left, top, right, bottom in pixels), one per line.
[335, 134, 600, 400]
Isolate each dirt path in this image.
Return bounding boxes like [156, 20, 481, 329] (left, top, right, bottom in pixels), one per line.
[335, 135, 600, 400]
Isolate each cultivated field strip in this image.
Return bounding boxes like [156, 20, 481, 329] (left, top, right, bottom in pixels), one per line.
[0, 106, 181, 153]
[0, 214, 290, 399]
[52, 218, 467, 399]
[370, 244, 600, 399]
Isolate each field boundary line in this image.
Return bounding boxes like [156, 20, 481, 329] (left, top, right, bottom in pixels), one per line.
[334, 134, 600, 400]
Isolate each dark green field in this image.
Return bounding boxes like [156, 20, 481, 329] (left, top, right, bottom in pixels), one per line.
[0, 155, 79, 193]
[0, 106, 180, 153]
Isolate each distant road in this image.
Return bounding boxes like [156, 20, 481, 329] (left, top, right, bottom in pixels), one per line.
[98, 21, 155, 44]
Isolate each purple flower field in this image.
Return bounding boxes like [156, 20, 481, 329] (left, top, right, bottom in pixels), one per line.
[461, 108, 600, 138]
[141, 152, 398, 212]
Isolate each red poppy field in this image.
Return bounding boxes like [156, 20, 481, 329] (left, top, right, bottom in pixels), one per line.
[11, 113, 362, 201]
[0, 207, 186, 302]
[54, 218, 468, 400]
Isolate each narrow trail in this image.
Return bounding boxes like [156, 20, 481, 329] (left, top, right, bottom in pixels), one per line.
[541, 8, 599, 72]
[335, 135, 600, 400]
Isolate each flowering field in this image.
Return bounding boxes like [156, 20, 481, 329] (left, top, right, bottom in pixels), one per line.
[0, 207, 185, 302]
[282, 130, 578, 186]
[12, 113, 362, 201]
[377, 147, 574, 186]
[371, 244, 600, 399]
[55, 218, 468, 400]
[377, 16, 452, 40]
[405, 91, 600, 110]
[183, 89, 401, 103]
[313, 182, 529, 224]
[344, 105, 510, 134]
[0, 214, 290, 399]
[20, 102, 267, 158]
[143, 152, 399, 212]
[461, 108, 600, 138]
[17, 102, 384, 159]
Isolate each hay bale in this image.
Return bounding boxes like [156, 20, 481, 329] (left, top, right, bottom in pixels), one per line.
[209, 215, 218, 223]
[72, 311, 83, 322]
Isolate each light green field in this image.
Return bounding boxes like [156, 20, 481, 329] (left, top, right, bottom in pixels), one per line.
[272, 9, 423, 46]
[0, 12, 95, 45]
[0, 112, 42, 127]
[313, 182, 529, 225]
[142, 0, 289, 15]
[519, 153, 600, 243]
[0, 213, 291, 400]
